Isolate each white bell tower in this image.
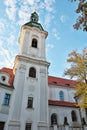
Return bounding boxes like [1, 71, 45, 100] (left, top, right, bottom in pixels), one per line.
[6, 11, 50, 130]
[19, 11, 47, 61]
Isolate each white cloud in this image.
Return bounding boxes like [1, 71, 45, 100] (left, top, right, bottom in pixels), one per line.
[46, 43, 54, 56]
[0, 47, 15, 68]
[44, 13, 54, 27]
[26, 0, 40, 5]
[0, 20, 5, 33]
[60, 15, 66, 23]
[39, 2, 45, 9]
[17, 4, 31, 25]
[0, 40, 2, 47]
[4, 0, 16, 21]
[44, 0, 55, 12]
[4, 0, 16, 6]
[52, 28, 61, 40]
[5, 7, 16, 21]
[27, 0, 34, 5]
[7, 34, 15, 45]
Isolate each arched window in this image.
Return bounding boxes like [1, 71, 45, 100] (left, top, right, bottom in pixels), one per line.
[51, 113, 57, 125]
[29, 67, 36, 78]
[59, 91, 64, 101]
[63, 116, 69, 125]
[32, 38, 37, 48]
[71, 110, 77, 122]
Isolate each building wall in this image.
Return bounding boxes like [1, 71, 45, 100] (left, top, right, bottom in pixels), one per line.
[0, 86, 13, 122]
[48, 105, 81, 126]
[49, 84, 76, 102]
[19, 27, 47, 61]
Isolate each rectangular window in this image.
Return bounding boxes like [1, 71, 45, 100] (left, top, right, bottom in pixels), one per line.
[27, 97, 33, 108]
[26, 123, 31, 130]
[3, 93, 11, 105]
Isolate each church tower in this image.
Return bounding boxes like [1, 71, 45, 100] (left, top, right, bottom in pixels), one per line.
[6, 12, 50, 130]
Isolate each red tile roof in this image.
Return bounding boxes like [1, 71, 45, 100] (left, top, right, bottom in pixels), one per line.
[0, 68, 77, 89]
[0, 67, 14, 87]
[49, 100, 78, 107]
[48, 76, 76, 88]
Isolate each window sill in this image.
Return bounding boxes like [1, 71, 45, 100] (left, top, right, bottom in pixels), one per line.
[2, 104, 10, 107]
[1, 104, 10, 114]
[26, 107, 34, 111]
[30, 46, 39, 49]
[27, 77, 38, 81]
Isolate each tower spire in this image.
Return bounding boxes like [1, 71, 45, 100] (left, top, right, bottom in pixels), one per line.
[24, 11, 44, 31]
[30, 11, 38, 22]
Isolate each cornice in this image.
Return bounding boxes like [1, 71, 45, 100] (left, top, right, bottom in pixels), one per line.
[0, 83, 14, 90]
[14, 55, 50, 68]
[23, 25, 48, 37]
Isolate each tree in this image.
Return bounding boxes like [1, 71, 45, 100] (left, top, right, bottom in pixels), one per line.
[64, 47, 87, 108]
[69, 0, 87, 31]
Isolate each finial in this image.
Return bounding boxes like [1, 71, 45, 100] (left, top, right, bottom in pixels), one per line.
[30, 8, 39, 22]
[33, 5, 37, 12]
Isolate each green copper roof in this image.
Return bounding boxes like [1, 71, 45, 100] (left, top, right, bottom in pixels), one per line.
[24, 12, 44, 31]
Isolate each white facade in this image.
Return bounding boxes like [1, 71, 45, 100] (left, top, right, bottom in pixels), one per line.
[0, 69, 13, 130]
[0, 11, 86, 130]
[49, 84, 75, 102]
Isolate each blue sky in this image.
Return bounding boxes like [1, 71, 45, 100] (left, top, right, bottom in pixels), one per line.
[0, 0, 87, 78]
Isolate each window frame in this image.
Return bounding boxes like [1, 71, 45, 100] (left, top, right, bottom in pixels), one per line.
[27, 97, 33, 109]
[29, 67, 36, 78]
[59, 91, 64, 101]
[71, 110, 77, 122]
[51, 113, 57, 125]
[31, 38, 37, 48]
[3, 93, 11, 106]
[25, 123, 32, 130]
[1, 76, 6, 81]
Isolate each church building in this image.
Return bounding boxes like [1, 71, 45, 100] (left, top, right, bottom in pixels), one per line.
[0, 11, 86, 130]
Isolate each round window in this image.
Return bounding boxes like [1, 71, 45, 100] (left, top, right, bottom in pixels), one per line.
[1, 76, 6, 81]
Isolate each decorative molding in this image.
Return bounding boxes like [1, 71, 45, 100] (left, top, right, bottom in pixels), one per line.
[40, 68, 46, 74]
[19, 64, 26, 71]
[22, 25, 48, 38]
[29, 85, 35, 92]
[27, 77, 38, 82]
[38, 122, 49, 127]
[8, 120, 20, 126]
[15, 55, 50, 67]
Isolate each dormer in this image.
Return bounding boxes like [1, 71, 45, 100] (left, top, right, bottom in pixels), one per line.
[0, 68, 14, 87]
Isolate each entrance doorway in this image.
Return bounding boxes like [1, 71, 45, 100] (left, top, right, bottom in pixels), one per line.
[0, 122, 5, 130]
